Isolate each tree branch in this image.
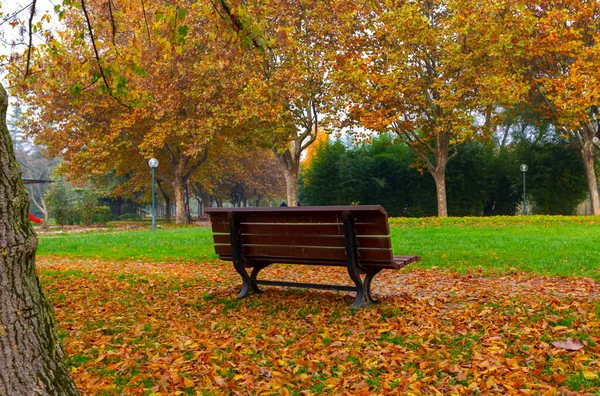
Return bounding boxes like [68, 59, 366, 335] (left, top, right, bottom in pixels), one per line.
[81, 0, 130, 108]
[211, 0, 263, 50]
[140, 0, 151, 41]
[108, 0, 119, 52]
[25, 0, 37, 78]
[183, 145, 209, 180]
[81, 0, 111, 93]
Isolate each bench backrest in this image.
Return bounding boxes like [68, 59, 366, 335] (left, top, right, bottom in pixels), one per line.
[205, 205, 393, 267]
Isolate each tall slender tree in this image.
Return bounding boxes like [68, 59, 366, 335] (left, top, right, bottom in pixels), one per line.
[336, 0, 507, 216]
[217, 0, 360, 206]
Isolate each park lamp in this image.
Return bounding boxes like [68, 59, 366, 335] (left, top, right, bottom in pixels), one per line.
[149, 158, 159, 230]
[520, 164, 528, 215]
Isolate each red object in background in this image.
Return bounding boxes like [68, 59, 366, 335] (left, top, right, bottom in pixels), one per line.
[29, 213, 43, 224]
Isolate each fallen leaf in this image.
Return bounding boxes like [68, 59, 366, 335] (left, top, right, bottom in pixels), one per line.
[551, 338, 585, 351]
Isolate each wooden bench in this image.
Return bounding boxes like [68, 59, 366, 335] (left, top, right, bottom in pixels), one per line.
[205, 205, 420, 308]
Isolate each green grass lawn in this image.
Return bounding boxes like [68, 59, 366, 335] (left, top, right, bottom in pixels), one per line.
[37, 216, 600, 279]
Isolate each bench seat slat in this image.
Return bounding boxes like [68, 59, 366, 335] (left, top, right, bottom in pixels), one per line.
[231, 212, 388, 225]
[205, 206, 388, 223]
[210, 222, 390, 236]
[214, 244, 394, 262]
[212, 233, 392, 249]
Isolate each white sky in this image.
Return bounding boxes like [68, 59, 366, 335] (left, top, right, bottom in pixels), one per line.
[1, 0, 56, 113]
[1, 0, 56, 52]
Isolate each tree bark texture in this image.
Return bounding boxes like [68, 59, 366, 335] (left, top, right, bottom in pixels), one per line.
[581, 141, 600, 215]
[431, 169, 448, 217]
[275, 149, 300, 207]
[0, 85, 80, 394]
[172, 176, 188, 225]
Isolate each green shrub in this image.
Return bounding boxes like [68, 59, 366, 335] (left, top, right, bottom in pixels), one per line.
[92, 206, 111, 225]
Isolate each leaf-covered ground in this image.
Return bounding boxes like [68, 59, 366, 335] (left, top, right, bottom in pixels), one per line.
[39, 257, 600, 395]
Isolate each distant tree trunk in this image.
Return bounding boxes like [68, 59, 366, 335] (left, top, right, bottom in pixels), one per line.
[156, 180, 171, 223]
[581, 140, 600, 215]
[30, 193, 49, 229]
[276, 153, 300, 207]
[0, 84, 80, 394]
[172, 175, 188, 224]
[565, 123, 600, 216]
[431, 168, 448, 217]
[114, 199, 122, 217]
[200, 190, 210, 214]
[402, 126, 452, 218]
[41, 200, 50, 229]
[283, 167, 299, 207]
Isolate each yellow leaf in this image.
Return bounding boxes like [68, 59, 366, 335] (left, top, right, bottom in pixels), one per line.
[183, 377, 195, 388]
[583, 371, 598, 380]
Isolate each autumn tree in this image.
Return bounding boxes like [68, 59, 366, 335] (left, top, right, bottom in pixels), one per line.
[335, 0, 508, 216]
[518, 0, 600, 214]
[9, 0, 249, 224]
[217, 0, 360, 206]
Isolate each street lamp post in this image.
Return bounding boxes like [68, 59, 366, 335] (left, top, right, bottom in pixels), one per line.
[520, 164, 528, 215]
[149, 158, 159, 230]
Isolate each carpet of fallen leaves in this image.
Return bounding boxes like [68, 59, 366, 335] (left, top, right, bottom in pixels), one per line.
[38, 257, 600, 395]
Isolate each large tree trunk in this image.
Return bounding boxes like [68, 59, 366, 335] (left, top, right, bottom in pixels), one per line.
[428, 139, 450, 217]
[431, 168, 448, 217]
[172, 176, 188, 224]
[0, 85, 80, 394]
[283, 167, 299, 207]
[276, 152, 300, 207]
[581, 141, 600, 215]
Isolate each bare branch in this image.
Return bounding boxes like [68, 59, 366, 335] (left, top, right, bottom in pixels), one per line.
[140, 0, 151, 41]
[108, 0, 119, 51]
[80, 0, 131, 108]
[0, 3, 33, 27]
[25, 0, 37, 78]
[80, 0, 111, 92]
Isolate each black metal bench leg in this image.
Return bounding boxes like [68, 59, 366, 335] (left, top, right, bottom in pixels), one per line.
[349, 272, 368, 309]
[364, 268, 382, 304]
[343, 211, 371, 309]
[250, 263, 270, 294]
[233, 261, 252, 299]
[346, 252, 369, 309]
